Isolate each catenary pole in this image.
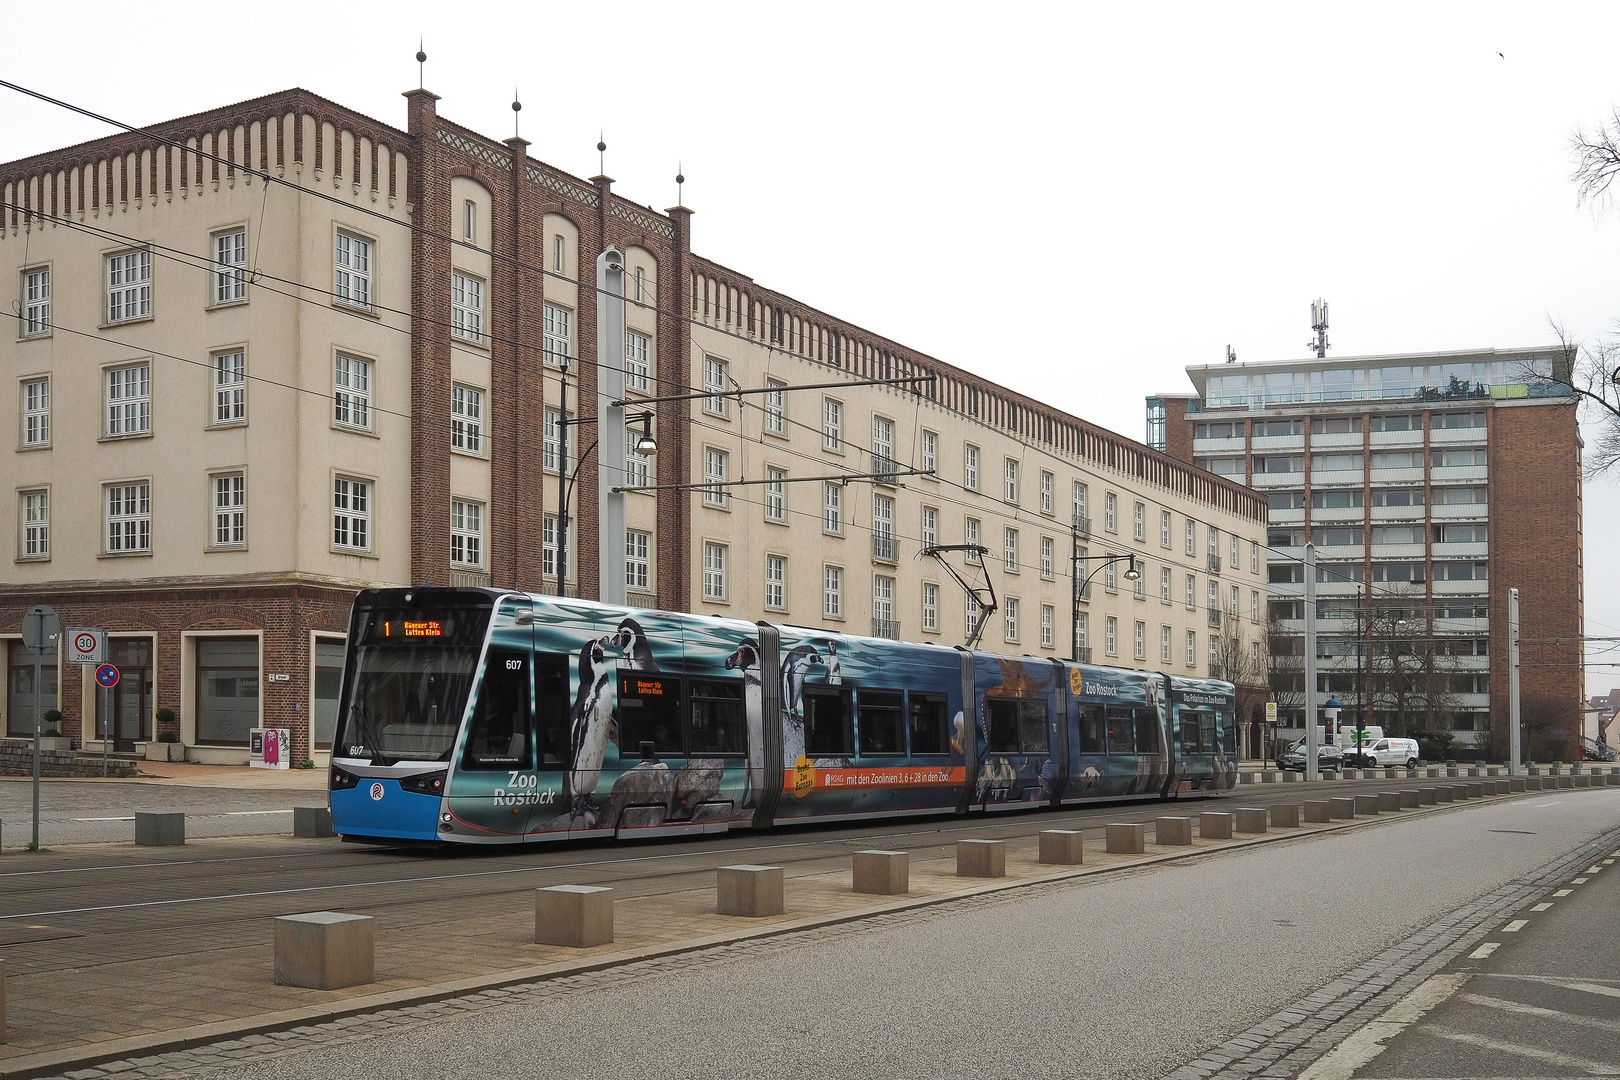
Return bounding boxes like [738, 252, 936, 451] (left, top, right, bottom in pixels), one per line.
[1304, 543, 1319, 782]
[596, 248, 627, 606]
[1509, 587, 1521, 775]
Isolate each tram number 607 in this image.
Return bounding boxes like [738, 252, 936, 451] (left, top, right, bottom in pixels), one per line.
[504, 659, 523, 670]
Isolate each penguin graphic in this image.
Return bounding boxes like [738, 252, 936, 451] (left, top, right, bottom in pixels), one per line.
[724, 639, 765, 808]
[601, 618, 656, 671]
[565, 639, 615, 817]
[820, 640, 843, 685]
[779, 644, 823, 766]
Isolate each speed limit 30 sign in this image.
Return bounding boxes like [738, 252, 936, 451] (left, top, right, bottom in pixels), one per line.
[66, 627, 108, 665]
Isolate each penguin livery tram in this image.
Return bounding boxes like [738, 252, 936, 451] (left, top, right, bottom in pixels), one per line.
[329, 588, 1238, 845]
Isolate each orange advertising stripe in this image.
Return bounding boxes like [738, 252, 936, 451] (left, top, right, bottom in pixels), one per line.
[782, 766, 966, 791]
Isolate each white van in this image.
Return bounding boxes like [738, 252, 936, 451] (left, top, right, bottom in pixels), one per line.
[1350, 737, 1420, 768]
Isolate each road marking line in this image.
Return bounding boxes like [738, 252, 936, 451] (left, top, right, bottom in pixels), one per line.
[1470, 942, 1502, 959]
[72, 816, 135, 822]
[224, 810, 294, 816]
[1587, 866, 1602, 873]
[1554, 889, 1573, 896]
[1502, 920, 1527, 932]
[1296, 973, 1470, 1080]
[1427, 1025, 1620, 1074]
[1573, 877, 1588, 884]
[1531, 902, 1553, 911]
[1604, 858, 1615, 865]
[1459, 991, 1620, 1035]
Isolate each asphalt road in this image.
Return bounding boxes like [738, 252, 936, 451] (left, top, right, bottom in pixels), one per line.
[66, 786, 1618, 1080]
[0, 779, 324, 846]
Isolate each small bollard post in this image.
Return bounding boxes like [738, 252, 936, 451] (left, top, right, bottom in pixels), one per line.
[1328, 797, 1356, 819]
[1397, 790, 1420, 809]
[0, 956, 6, 1042]
[1261, 771, 1277, 784]
[1038, 830, 1084, 865]
[717, 865, 785, 917]
[134, 811, 185, 846]
[1200, 811, 1235, 839]
[1509, 778, 1526, 793]
[1234, 808, 1268, 833]
[1154, 817, 1194, 846]
[853, 850, 909, 894]
[1105, 823, 1147, 854]
[1376, 791, 1401, 812]
[1435, 785, 1455, 802]
[1303, 800, 1331, 822]
[1417, 788, 1437, 805]
[1452, 784, 1472, 800]
[1466, 782, 1485, 799]
[535, 885, 614, 947]
[293, 807, 334, 838]
[1270, 803, 1301, 828]
[956, 839, 1005, 878]
[1354, 794, 1381, 816]
[1280, 770, 1298, 782]
[274, 912, 374, 990]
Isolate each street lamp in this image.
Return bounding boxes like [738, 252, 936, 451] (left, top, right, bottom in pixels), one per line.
[1070, 546, 1139, 663]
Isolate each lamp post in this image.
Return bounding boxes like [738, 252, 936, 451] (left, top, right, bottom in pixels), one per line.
[553, 368, 657, 599]
[1070, 546, 1140, 663]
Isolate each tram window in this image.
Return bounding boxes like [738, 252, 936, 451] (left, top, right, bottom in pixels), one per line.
[462, 650, 532, 770]
[858, 690, 905, 756]
[1215, 711, 1234, 755]
[689, 680, 746, 755]
[535, 658, 569, 767]
[988, 697, 1050, 755]
[619, 674, 684, 756]
[1077, 704, 1105, 753]
[1134, 708, 1162, 755]
[1106, 705, 1136, 755]
[804, 688, 853, 756]
[1180, 710, 1213, 754]
[1018, 700, 1050, 755]
[907, 693, 950, 756]
[986, 699, 1020, 753]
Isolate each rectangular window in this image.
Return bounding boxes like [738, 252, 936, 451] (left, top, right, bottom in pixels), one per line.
[1187, 630, 1196, 666]
[1133, 501, 1145, 540]
[107, 250, 152, 322]
[1161, 510, 1172, 547]
[214, 230, 246, 304]
[625, 330, 651, 393]
[553, 234, 566, 274]
[542, 409, 569, 474]
[213, 351, 246, 425]
[1185, 519, 1196, 555]
[542, 515, 567, 580]
[966, 593, 982, 639]
[704, 448, 730, 508]
[1004, 598, 1019, 642]
[452, 385, 483, 454]
[874, 416, 896, 478]
[764, 378, 786, 435]
[1076, 611, 1088, 653]
[823, 481, 842, 533]
[873, 494, 896, 560]
[921, 430, 938, 475]
[106, 364, 151, 437]
[105, 481, 151, 553]
[1251, 540, 1260, 573]
[330, 353, 374, 430]
[1161, 566, 1172, 602]
[922, 582, 939, 632]
[625, 426, 651, 489]
[626, 529, 651, 589]
[1105, 492, 1117, 532]
[964, 444, 979, 490]
[703, 542, 727, 601]
[1161, 625, 1172, 662]
[20, 490, 48, 559]
[965, 517, 980, 562]
[764, 467, 786, 522]
[1041, 605, 1055, 648]
[450, 499, 483, 567]
[332, 477, 371, 551]
[1231, 584, 1240, 615]
[824, 565, 843, 618]
[451, 272, 485, 344]
[334, 233, 370, 309]
[921, 505, 938, 549]
[1073, 482, 1088, 530]
[764, 554, 786, 609]
[823, 398, 843, 451]
[543, 303, 572, 367]
[1250, 589, 1260, 622]
[463, 199, 477, 241]
[704, 356, 729, 416]
[1105, 616, 1118, 656]
[1004, 458, 1020, 502]
[857, 688, 904, 755]
[195, 637, 260, 747]
[874, 575, 896, 636]
[1040, 470, 1054, 514]
[21, 377, 50, 447]
[1133, 569, 1146, 600]
[1105, 562, 1118, 592]
[212, 473, 246, 547]
[22, 267, 50, 336]
[1185, 573, 1196, 609]
[1004, 527, 1018, 572]
[1040, 536, 1054, 579]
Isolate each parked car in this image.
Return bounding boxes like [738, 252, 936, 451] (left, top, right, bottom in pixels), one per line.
[1277, 742, 1346, 772]
[1344, 738, 1420, 769]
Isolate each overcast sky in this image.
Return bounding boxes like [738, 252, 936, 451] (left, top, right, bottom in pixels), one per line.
[6, 1, 1619, 692]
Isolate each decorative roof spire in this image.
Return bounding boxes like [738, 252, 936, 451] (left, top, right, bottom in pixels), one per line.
[416, 40, 427, 89]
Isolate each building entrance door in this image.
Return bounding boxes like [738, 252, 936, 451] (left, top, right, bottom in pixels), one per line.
[109, 638, 153, 752]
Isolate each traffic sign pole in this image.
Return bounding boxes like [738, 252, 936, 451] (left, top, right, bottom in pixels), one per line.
[94, 665, 121, 780]
[22, 605, 60, 851]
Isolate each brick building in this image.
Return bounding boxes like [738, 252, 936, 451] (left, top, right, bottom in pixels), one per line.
[1150, 347, 1584, 761]
[2, 85, 1267, 765]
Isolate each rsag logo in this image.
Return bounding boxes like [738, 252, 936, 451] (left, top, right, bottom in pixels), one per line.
[369, 782, 385, 802]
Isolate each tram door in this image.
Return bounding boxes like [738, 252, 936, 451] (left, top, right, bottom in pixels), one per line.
[110, 638, 153, 752]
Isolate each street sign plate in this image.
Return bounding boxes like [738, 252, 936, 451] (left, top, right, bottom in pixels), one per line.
[1266, 701, 1277, 722]
[67, 627, 109, 665]
[21, 605, 59, 652]
[96, 664, 120, 688]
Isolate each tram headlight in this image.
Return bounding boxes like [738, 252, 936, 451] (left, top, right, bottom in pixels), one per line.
[330, 765, 360, 791]
[401, 770, 448, 796]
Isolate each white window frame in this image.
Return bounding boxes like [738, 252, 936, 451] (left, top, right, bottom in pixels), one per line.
[542, 515, 567, 580]
[1004, 527, 1018, 573]
[1134, 620, 1146, 661]
[22, 266, 51, 336]
[823, 482, 842, 534]
[1073, 482, 1088, 529]
[874, 574, 896, 633]
[873, 416, 895, 476]
[452, 385, 484, 455]
[105, 480, 152, 554]
[921, 430, 938, 476]
[20, 489, 48, 559]
[1251, 540, 1260, 574]
[626, 529, 651, 590]
[1186, 573, 1197, 609]
[1041, 604, 1055, 649]
[764, 553, 786, 610]
[922, 582, 939, 633]
[1005, 597, 1020, 642]
[764, 378, 786, 435]
[704, 356, 729, 417]
[21, 377, 50, 448]
[625, 426, 651, 490]
[625, 330, 652, 393]
[1161, 510, 1172, 548]
[1105, 616, 1118, 656]
[1004, 458, 1019, 503]
[450, 498, 483, 568]
[543, 409, 569, 474]
[965, 517, 980, 562]
[764, 467, 786, 523]
[553, 234, 566, 276]
[105, 363, 151, 438]
[1161, 625, 1172, 662]
[213, 350, 246, 426]
[211, 472, 246, 548]
[214, 229, 247, 305]
[1161, 566, 1172, 603]
[1185, 519, 1196, 555]
[333, 354, 372, 432]
[1133, 501, 1145, 541]
[332, 475, 372, 553]
[703, 541, 727, 602]
[1251, 589, 1261, 623]
[543, 303, 573, 368]
[106, 249, 151, 323]
[1040, 470, 1054, 515]
[333, 232, 371, 310]
[451, 271, 485, 345]
[921, 505, 938, 549]
[964, 444, 980, 490]
[823, 398, 843, 452]
[1187, 630, 1197, 666]
[1133, 570, 1145, 600]
[824, 565, 843, 619]
[1104, 492, 1117, 532]
[1040, 536, 1054, 579]
[704, 447, 730, 508]
[463, 199, 477, 242]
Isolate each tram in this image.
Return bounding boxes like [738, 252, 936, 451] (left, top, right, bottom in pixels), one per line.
[328, 588, 1237, 844]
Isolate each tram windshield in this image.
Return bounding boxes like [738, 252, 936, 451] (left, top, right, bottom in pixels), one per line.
[334, 598, 492, 763]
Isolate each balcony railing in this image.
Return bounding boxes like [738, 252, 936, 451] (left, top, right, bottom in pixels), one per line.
[1208, 608, 1222, 627]
[871, 618, 901, 640]
[1073, 515, 1092, 538]
[1075, 646, 1093, 663]
[872, 534, 899, 564]
[872, 454, 897, 484]
[1208, 554, 1222, 574]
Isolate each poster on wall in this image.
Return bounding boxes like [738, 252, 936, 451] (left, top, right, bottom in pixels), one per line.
[249, 727, 290, 769]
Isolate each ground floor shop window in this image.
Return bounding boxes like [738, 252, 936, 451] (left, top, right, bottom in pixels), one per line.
[196, 637, 260, 746]
[313, 638, 345, 750]
[7, 639, 59, 737]
[105, 637, 154, 749]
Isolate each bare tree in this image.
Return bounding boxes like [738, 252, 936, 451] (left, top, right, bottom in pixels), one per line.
[1515, 323, 1620, 477]
[1571, 108, 1620, 211]
[1266, 612, 1305, 756]
[1211, 611, 1268, 758]
[1364, 592, 1462, 754]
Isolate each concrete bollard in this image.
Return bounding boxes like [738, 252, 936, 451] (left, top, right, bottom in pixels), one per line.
[956, 839, 1005, 878]
[1154, 817, 1194, 846]
[853, 850, 910, 894]
[717, 865, 785, 916]
[1303, 800, 1331, 822]
[1384, 769, 1397, 779]
[1398, 790, 1420, 809]
[1105, 823, 1147, 854]
[1239, 772, 1258, 785]
[1435, 785, 1455, 802]
[1261, 771, 1277, 784]
[1200, 812, 1235, 839]
[1467, 782, 1485, 799]
[1558, 775, 1574, 789]
[1234, 808, 1268, 834]
[535, 885, 614, 947]
[0, 956, 5, 1042]
[1451, 784, 1470, 800]
[1341, 769, 1358, 780]
[1377, 791, 1402, 812]
[1446, 767, 1459, 778]
[134, 811, 185, 846]
[1038, 830, 1084, 866]
[1426, 767, 1439, 778]
[1271, 803, 1301, 828]
[1465, 767, 1479, 778]
[1574, 775, 1590, 788]
[1280, 770, 1299, 782]
[274, 912, 374, 990]
[1509, 778, 1526, 792]
[1328, 797, 1356, 819]
[1417, 787, 1437, 805]
[1525, 776, 1542, 790]
[1352, 794, 1379, 816]
[293, 807, 335, 839]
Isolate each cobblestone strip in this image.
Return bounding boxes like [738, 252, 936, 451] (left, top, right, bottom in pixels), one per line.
[1160, 824, 1620, 1080]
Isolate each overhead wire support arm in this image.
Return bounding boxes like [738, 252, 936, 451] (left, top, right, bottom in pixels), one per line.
[920, 544, 998, 649]
[609, 374, 936, 409]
